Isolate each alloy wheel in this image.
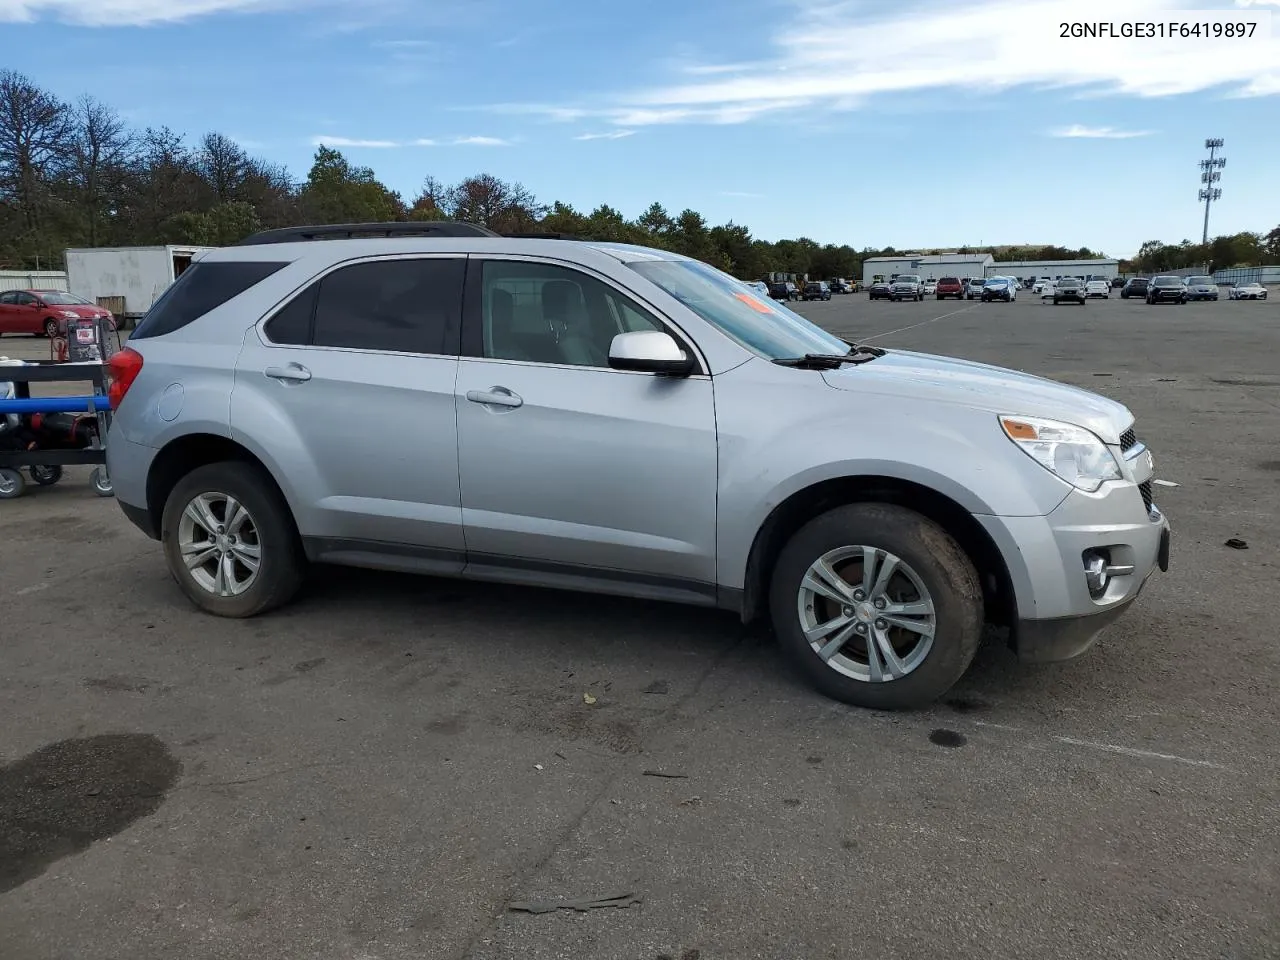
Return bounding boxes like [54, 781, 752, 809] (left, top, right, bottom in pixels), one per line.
[796, 545, 936, 683]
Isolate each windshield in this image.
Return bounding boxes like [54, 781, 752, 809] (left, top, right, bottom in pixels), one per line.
[939, 278, 958, 284]
[1154, 277, 1183, 286]
[895, 276, 920, 283]
[35, 292, 92, 305]
[628, 259, 848, 360]
[1188, 276, 1214, 284]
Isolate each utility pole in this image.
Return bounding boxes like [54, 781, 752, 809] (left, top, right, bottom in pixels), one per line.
[1199, 139, 1225, 246]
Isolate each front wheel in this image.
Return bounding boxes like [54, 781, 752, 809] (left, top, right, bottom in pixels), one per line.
[43, 318, 59, 338]
[0, 467, 26, 500]
[161, 460, 306, 618]
[769, 503, 984, 710]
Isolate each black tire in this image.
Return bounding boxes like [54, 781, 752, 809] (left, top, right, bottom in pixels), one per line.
[161, 460, 306, 618]
[768, 503, 984, 710]
[29, 464, 63, 486]
[43, 318, 59, 338]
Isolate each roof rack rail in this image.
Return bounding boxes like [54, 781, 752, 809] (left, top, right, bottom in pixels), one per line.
[236, 221, 500, 245]
[502, 231, 580, 240]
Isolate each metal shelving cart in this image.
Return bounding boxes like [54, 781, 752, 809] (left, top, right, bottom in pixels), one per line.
[0, 360, 114, 500]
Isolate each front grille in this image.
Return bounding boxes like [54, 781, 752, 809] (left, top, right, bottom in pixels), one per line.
[1120, 427, 1138, 452]
[1139, 480, 1154, 512]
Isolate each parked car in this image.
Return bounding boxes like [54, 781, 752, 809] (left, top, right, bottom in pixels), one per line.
[1053, 278, 1086, 305]
[889, 275, 924, 302]
[964, 278, 986, 300]
[829, 279, 853, 294]
[743, 280, 771, 298]
[1146, 276, 1187, 305]
[768, 281, 800, 301]
[981, 277, 1017, 302]
[0, 289, 116, 338]
[868, 281, 892, 301]
[1120, 277, 1149, 299]
[922, 280, 937, 295]
[104, 221, 1172, 711]
[1183, 276, 1219, 301]
[1032, 279, 1051, 294]
[935, 277, 964, 300]
[1084, 280, 1110, 299]
[1110, 277, 1126, 289]
[803, 281, 832, 301]
[1039, 280, 1057, 299]
[1229, 282, 1268, 300]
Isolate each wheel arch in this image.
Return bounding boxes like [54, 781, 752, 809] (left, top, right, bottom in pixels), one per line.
[739, 475, 1016, 631]
[144, 433, 290, 537]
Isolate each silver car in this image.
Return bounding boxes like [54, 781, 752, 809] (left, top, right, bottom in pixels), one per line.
[105, 222, 1171, 710]
[1183, 276, 1218, 302]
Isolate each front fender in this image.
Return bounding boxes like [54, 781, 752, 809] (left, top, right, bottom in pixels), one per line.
[713, 360, 1071, 590]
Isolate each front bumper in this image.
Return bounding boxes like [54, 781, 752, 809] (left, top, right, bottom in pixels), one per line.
[976, 473, 1171, 664]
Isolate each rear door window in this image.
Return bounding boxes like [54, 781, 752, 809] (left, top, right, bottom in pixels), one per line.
[131, 261, 289, 339]
[310, 258, 465, 355]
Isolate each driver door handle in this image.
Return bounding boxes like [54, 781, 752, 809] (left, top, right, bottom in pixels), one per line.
[466, 387, 523, 408]
[265, 363, 312, 383]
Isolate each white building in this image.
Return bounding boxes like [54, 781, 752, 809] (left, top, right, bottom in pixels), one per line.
[862, 253, 995, 285]
[992, 259, 1119, 281]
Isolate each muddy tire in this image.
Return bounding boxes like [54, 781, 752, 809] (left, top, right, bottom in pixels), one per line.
[769, 503, 984, 710]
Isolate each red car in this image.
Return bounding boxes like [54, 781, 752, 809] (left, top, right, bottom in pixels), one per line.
[935, 276, 964, 300]
[0, 289, 116, 338]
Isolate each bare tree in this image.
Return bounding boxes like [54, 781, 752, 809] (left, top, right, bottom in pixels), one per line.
[446, 173, 545, 231]
[69, 95, 134, 245]
[0, 70, 70, 234]
[199, 131, 249, 203]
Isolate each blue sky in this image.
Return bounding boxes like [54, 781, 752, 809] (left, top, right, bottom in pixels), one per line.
[3, 0, 1278, 258]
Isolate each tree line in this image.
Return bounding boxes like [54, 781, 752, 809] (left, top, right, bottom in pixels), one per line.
[2, 69, 1274, 280]
[1129, 232, 1280, 275]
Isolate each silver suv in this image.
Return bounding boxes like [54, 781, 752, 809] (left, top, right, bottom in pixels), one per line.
[105, 222, 1171, 710]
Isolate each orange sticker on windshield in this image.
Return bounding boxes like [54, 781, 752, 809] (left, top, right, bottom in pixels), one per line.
[734, 292, 773, 313]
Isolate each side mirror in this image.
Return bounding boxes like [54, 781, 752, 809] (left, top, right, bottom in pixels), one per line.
[608, 330, 695, 377]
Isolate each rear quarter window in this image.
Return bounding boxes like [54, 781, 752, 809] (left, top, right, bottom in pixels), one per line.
[131, 261, 289, 339]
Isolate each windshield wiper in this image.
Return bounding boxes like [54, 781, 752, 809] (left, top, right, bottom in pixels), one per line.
[773, 342, 886, 369]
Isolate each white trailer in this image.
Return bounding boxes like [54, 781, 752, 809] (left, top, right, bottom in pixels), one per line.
[64, 245, 213, 322]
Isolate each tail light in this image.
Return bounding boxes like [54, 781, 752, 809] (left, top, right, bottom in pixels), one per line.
[106, 347, 143, 409]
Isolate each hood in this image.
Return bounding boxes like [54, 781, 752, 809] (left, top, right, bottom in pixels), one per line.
[821, 349, 1132, 442]
[54, 304, 109, 317]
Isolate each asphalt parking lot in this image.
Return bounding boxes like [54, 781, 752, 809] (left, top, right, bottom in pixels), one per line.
[2, 291, 1278, 960]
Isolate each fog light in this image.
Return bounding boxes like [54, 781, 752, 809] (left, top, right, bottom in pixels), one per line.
[1084, 550, 1109, 595]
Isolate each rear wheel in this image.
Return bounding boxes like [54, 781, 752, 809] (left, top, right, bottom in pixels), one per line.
[769, 503, 984, 710]
[161, 461, 306, 618]
[29, 465, 63, 486]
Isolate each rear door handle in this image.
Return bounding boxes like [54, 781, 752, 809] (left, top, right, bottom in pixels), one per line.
[265, 363, 312, 383]
[466, 387, 523, 408]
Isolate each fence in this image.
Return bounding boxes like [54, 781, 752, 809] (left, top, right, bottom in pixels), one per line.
[1213, 265, 1280, 286]
[0, 270, 69, 293]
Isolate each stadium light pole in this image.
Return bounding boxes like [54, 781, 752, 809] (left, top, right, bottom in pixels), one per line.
[1199, 138, 1225, 246]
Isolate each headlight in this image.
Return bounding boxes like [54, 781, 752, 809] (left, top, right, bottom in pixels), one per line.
[61, 310, 78, 318]
[999, 415, 1122, 493]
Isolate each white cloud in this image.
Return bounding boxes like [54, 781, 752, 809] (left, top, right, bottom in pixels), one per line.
[0, 0, 302, 25]
[482, 0, 1280, 126]
[452, 135, 510, 146]
[310, 136, 400, 148]
[412, 138, 438, 146]
[573, 130, 636, 140]
[1050, 124, 1154, 138]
